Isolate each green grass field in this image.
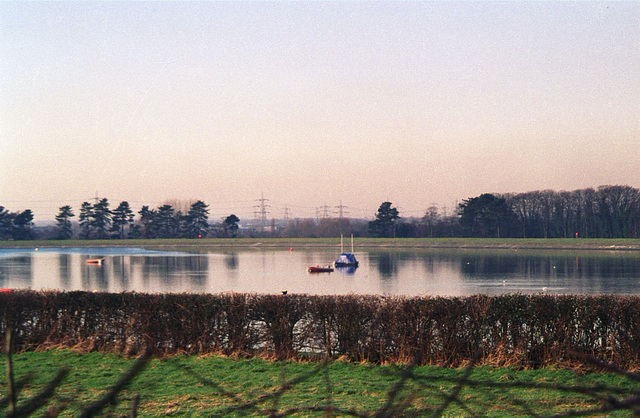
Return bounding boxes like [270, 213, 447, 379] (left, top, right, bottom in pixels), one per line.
[1, 237, 640, 251]
[2, 350, 640, 416]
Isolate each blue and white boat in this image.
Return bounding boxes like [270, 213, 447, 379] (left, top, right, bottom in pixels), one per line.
[334, 235, 359, 268]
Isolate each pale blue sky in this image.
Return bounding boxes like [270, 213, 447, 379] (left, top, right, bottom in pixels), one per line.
[1, 1, 639, 221]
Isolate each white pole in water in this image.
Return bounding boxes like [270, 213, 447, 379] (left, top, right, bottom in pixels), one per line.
[340, 234, 344, 253]
[351, 234, 354, 253]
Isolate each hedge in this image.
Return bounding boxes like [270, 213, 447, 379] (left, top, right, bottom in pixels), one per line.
[1, 291, 639, 368]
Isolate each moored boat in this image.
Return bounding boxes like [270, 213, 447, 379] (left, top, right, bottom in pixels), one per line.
[308, 265, 334, 273]
[334, 234, 359, 267]
[86, 258, 105, 265]
[334, 252, 359, 267]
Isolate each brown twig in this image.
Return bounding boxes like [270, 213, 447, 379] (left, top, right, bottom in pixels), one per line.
[130, 393, 140, 418]
[568, 350, 640, 382]
[5, 328, 17, 414]
[432, 352, 479, 417]
[6, 368, 69, 418]
[79, 349, 150, 418]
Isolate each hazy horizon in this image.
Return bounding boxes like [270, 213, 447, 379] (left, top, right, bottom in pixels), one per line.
[2, 2, 638, 222]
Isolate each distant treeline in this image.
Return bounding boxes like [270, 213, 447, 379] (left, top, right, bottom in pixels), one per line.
[2, 291, 640, 368]
[499, 185, 640, 239]
[1, 184, 639, 240]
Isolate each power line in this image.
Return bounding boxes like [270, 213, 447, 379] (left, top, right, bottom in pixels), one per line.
[253, 192, 270, 231]
[316, 203, 331, 219]
[335, 200, 348, 219]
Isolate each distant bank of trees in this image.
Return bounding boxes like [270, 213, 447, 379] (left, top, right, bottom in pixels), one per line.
[1, 185, 639, 240]
[0, 207, 35, 240]
[370, 185, 640, 239]
[66, 199, 221, 240]
[460, 185, 640, 239]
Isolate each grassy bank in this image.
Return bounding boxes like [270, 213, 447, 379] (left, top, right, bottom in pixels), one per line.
[1, 237, 640, 251]
[2, 350, 639, 416]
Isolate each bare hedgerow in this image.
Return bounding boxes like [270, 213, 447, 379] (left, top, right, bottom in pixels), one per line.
[2, 291, 640, 368]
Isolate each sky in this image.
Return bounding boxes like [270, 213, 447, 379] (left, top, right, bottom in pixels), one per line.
[1, 1, 639, 222]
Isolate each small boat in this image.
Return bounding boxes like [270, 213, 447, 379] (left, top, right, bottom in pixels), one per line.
[86, 258, 105, 265]
[335, 252, 359, 267]
[334, 234, 359, 267]
[308, 265, 334, 273]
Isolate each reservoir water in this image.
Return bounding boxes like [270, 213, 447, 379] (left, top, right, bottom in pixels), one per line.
[1, 247, 640, 296]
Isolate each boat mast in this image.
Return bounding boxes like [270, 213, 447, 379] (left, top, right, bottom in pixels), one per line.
[340, 234, 344, 253]
[351, 234, 354, 253]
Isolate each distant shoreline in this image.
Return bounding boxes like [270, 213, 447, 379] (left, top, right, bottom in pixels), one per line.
[1, 237, 640, 251]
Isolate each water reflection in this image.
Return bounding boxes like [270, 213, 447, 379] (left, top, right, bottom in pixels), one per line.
[0, 247, 639, 296]
[139, 256, 208, 286]
[225, 252, 238, 270]
[0, 255, 32, 288]
[111, 256, 130, 288]
[374, 252, 399, 279]
[335, 266, 357, 275]
[58, 254, 72, 287]
[460, 254, 520, 277]
[82, 261, 108, 291]
[453, 252, 640, 281]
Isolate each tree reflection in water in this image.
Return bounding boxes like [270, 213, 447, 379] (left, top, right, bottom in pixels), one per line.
[1, 248, 640, 295]
[0, 255, 32, 288]
[139, 255, 209, 288]
[225, 252, 238, 270]
[82, 260, 108, 291]
[375, 252, 399, 279]
[58, 254, 72, 288]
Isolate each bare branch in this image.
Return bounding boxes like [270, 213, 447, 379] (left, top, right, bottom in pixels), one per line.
[79, 349, 150, 418]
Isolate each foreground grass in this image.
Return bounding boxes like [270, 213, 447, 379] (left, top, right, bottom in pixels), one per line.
[1, 237, 640, 251]
[2, 351, 640, 416]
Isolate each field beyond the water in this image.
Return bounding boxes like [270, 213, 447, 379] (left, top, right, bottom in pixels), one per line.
[1, 237, 640, 251]
[2, 350, 640, 416]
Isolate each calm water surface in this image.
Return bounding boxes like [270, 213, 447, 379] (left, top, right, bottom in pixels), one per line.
[1, 247, 640, 296]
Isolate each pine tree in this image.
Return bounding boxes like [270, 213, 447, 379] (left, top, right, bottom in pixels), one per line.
[185, 200, 210, 238]
[55, 205, 75, 239]
[368, 202, 400, 237]
[111, 201, 134, 239]
[156, 205, 177, 238]
[90, 198, 111, 239]
[12, 210, 34, 240]
[79, 202, 93, 239]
